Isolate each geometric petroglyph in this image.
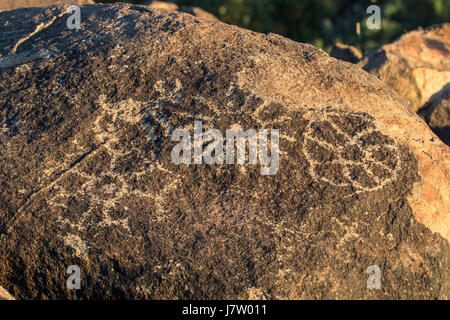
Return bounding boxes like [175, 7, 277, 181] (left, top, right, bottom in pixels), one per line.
[302, 109, 403, 197]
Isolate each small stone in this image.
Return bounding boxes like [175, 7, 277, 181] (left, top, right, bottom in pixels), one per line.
[330, 42, 362, 64]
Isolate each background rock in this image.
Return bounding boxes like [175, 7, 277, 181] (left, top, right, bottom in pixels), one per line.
[358, 23, 450, 113]
[178, 6, 218, 21]
[140, 1, 178, 11]
[0, 4, 449, 299]
[419, 92, 450, 145]
[142, 1, 218, 21]
[330, 42, 362, 64]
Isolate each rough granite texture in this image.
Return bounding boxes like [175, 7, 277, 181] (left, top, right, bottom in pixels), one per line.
[359, 23, 450, 113]
[0, 4, 449, 299]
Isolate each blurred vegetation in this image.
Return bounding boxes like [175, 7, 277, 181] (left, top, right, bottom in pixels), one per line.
[100, 0, 449, 54]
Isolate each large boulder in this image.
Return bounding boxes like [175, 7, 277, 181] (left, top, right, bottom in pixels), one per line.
[358, 23, 450, 113]
[0, 4, 449, 299]
[0, 0, 94, 11]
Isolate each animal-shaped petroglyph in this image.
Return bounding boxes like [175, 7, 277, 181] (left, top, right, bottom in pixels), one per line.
[39, 80, 185, 252]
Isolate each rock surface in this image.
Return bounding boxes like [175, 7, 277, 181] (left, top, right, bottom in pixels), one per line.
[330, 42, 362, 64]
[419, 92, 450, 146]
[358, 23, 450, 113]
[0, 0, 94, 11]
[0, 4, 449, 299]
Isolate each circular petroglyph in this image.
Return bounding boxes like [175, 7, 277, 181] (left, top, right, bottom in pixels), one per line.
[302, 109, 403, 196]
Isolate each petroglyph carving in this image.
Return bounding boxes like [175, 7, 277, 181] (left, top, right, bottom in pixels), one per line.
[302, 110, 403, 197]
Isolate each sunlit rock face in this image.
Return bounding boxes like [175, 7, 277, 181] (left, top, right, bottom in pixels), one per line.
[0, 4, 448, 299]
[359, 23, 450, 113]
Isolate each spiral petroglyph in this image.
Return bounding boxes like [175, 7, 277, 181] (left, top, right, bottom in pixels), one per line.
[302, 110, 403, 197]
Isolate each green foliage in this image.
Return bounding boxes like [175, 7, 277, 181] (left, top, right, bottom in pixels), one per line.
[105, 0, 450, 53]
